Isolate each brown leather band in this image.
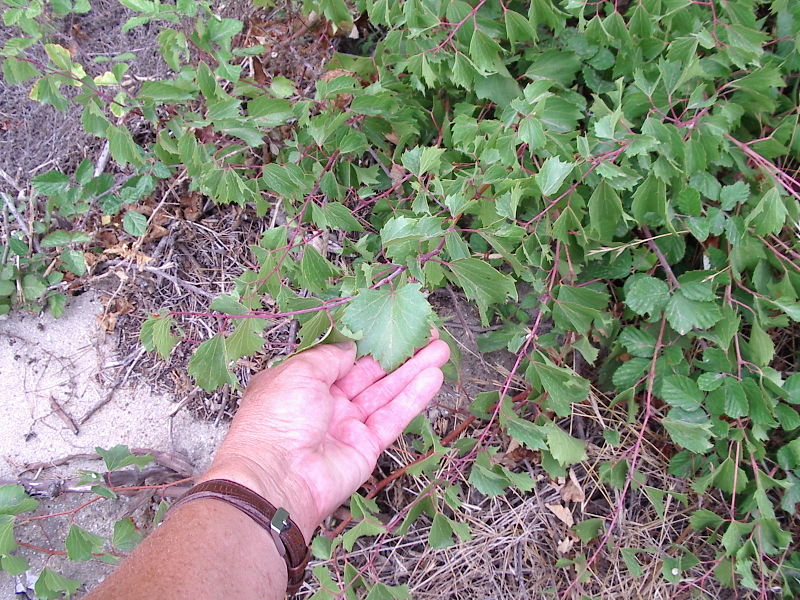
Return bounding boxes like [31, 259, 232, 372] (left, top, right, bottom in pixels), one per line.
[169, 479, 310, 594]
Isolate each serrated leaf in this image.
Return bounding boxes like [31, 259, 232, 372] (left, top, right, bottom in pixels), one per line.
[342, 283, 432, 371]
[0, 485, 39, 515]
[32, 170, 70, 195]
[428, 512, 455, 549]
[96, 445, 153, 471]
[619, 327, 657, 358]
[112, 518, 143, 551]
[65, 524, 104, 562]
[40, 230, 91, 248]
[624, 275, 669, 317]
[612, 357, 649, 390]
[225, 318, 266, 361]
[342, 518, 386, 552]
[122, 210, 147, 236]
[446, 259, 517, 326]
[552, 285, 608, 335]
[1, 554, 28, 576]
[0, 515, 15, 554]
[719, 181, 749, 211]
[722, 378, 748, 418]
[139, 314, 179, 359]
[574, 518, 604, 543]
[665, 291, 722, 335]
[662, 410, 713, 453]
[535, 156, 574, 196]
[34, 568, 81, 600]
[588, 180, 622, 241]
[188, 333, 234, 391]
[468, 452, 509, 497]
[661, 375, 703, 411]
[106, 124, 143, 168]
[748, 322, 774, 366]
[545, 423, 587, 467]
[528, 359, 590, 416]
[60, 249, 86, 276]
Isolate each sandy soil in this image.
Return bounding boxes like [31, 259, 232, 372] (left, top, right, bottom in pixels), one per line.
[0, 293, 228, 598]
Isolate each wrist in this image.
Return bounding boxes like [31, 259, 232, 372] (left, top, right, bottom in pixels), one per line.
[197, 454, 319, 542]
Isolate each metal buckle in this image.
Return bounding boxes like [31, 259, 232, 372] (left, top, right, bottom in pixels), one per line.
[269, 507, 291, 559]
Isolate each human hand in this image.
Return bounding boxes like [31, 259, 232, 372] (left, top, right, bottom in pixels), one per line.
[199, 336, 450, 540]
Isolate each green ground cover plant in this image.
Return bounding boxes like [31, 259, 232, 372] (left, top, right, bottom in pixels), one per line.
[2, 0, 800, 597]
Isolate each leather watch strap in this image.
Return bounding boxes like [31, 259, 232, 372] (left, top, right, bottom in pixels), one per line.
[169, 479, 311, 594]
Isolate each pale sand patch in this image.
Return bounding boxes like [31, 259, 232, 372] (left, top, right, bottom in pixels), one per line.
[0, 293, 228, 597]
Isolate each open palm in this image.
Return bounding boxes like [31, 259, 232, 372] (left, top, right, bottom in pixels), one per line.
[204, 338, 450, 538]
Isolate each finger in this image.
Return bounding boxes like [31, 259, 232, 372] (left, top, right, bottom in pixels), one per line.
[351, 340, 450, 415]
[336, 329, 444, 398]
[364, 367, 444, 450]
[279, 341, 357, 386]
[334, 354, 386, 398]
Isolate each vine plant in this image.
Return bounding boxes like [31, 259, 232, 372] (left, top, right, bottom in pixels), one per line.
[2, 0, 800, 597]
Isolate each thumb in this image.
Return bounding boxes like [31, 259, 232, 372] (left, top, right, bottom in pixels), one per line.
[281, 341, 357, 385]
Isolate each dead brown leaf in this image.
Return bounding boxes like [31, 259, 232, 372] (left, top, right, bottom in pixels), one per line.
[545, 503, 574, 527]
[560, 468, 585, 503]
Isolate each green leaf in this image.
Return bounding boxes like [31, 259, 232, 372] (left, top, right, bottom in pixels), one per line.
[545, 422, 587, 467]
[689, 509, 724, 531]
[225, 317, 266, 361]
[188, 333, 234, 391]
[342, 283, 433, 371]
[446, 259, 517, 326]
[40, 230, 91, 247]
[552, 285, 608, 335]
[665, 290, 722, 335]
[745, 188, 787, 236]
[34, 568, 81, 600]
[722, 378, 748, 418]
[123, 211, 148, 236]
[618, 327, 656, 358]
[535, 156, 574, 196]
[624, 275, 669, 317]
[300, 246, 340, 294]
[660, 375, 703, 411]
[719, 181, 750, 211]
[139, 80, 196, 102]
[2, 56, 38, 83]
[139, 314, 179, 359]
[748, 322, 774, 366]
[65, 524, 104, 562]
[574, 518, 604, 543]
[428, 512, 456, 549]
[22, 274, 46, 301]
[96, 445, 153, 471]
[342, 518, 386, 552]
[112, 518, 143, 551]
[60, 249, 86, 276]
[106, 124, 143, 168]
[588, 180, 622, 241]
[528, 359, 590, 416]
[468, 451, 509, 497]
[32, 170, 71, 195]
[469, 29, 503, 73]
[1, 554, 28, 576]
[0, 485, 39, 515]
[0, 515, 15, 554]
[262, 163, 310, 198]
[505, 10, 537, 47]
[662, 410, 713, 453]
